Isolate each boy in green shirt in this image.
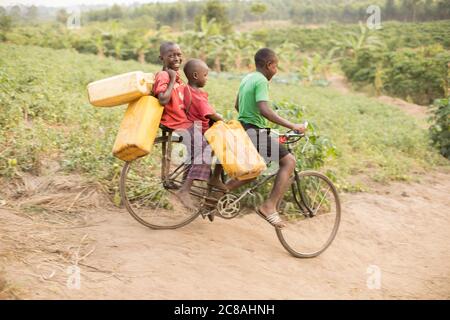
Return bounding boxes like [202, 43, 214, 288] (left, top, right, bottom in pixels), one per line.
[225, 48, 306, 228]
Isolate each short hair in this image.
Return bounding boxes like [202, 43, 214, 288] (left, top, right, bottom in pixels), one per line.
[254, 48, 276, 68]
[159, 41, 178, 55]
[183, 59, 207, 81]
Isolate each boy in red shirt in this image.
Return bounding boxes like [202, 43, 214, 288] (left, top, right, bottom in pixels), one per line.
[176, 59, 226, 205]
[183, 59, 223, 133]
[152, 43, 212, 209]
[152, 42, 192, 130]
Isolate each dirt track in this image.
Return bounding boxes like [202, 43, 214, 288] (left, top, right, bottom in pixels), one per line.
[1, 171, 449, 300]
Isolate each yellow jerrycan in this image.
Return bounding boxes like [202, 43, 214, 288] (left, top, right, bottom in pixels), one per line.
[87, 71, 154, 107]
[205, 120, 267, 181]
[112, 96, 163, 162]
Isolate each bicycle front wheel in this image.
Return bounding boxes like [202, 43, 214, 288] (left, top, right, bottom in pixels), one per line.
[276, 170, 341, 258]
[119, 145, 200, 230]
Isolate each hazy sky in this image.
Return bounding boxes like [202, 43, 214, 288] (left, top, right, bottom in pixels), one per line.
[0, 0, 175, 7]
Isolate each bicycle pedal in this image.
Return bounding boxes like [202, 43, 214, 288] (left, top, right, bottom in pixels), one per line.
[207, 211, 215, 222]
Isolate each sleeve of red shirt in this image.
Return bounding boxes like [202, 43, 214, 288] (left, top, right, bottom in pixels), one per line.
[152, 71, 170, 96]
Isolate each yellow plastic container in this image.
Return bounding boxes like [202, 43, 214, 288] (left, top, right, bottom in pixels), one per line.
[87, 71, 154, 107]
[112, 96, 163, 162]
[205, 120, 267, 181]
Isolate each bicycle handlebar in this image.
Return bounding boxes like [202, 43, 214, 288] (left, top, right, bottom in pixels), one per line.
[274, 121, 309, 145]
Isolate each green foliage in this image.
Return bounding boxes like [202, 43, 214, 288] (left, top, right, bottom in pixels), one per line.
[383, 45, 450, 105]
[196, 0, 232, 34]
[342, 43, 450, 105]
[429, 98, 450, 159]
[0, 44, 447, 192]
[250, 3, 268, 17]
[0, 44, 158, 181]
[81, 0, 449, 27]
[272, 101, 338, 171]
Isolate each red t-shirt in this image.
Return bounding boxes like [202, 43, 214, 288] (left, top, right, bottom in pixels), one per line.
[152, 71, 192, 130]
[184, 85, 215, 134]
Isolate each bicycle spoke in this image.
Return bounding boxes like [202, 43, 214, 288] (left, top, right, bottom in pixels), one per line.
[310, 178, 322, 209]
[312, 187, 331, 216]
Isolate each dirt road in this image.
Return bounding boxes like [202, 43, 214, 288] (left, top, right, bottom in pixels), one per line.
[1, 171, 449, 300]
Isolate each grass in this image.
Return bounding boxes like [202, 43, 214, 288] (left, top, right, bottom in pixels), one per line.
[0, 43, 448, 197]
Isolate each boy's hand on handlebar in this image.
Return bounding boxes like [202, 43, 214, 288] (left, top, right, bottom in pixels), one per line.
[291, 123, 307, 134]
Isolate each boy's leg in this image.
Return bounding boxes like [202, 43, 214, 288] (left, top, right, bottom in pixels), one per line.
[258, 153, 296, 218]
[176, 126, 211, 209]
[209, 163, 256, 192]
[176, 178, 195, 209]
[208, 163, 227, 191]
[243, 123, 294, 226]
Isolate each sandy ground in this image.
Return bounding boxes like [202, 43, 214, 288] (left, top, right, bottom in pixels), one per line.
[1, 171, 449, 300]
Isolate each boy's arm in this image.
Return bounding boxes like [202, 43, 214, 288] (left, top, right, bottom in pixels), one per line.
[156, 70, 177, 106]
[234, 95, 239, 112]
[257, 101, 305, 132]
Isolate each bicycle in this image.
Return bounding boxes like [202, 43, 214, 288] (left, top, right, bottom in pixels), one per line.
[119, 123, 341, 258]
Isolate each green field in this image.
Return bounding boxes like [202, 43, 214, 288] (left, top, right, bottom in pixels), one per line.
[1, 43, 447, 197]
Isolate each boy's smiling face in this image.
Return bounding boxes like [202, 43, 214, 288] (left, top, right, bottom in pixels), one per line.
[160, 44, 183, 72]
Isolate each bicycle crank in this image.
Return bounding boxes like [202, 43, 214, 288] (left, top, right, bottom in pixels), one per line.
[216, 194, 241, 219]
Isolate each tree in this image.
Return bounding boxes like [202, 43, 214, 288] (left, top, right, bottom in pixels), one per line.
[436, 0, 450, 19]
[401, 0, 425, 22]
[109, 4, 124, 20]
[93, 30, 106, 58]
[411, 0, 425, 22]
[185, 16, 221, 63]
[197, 0, 232, 34]
[25, 5, 38, 22]
[333, 22, 385, 60]
[56, 9, 69, 24]
[9, 5, 21, 22]
[251, 3, 267, 21]
[130, 30, 156, 64]
[0, 14, 12, 40]
[110, 22, 124, 60]
[384, 0, 397, 21]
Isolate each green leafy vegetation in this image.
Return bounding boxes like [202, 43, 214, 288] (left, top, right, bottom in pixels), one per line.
[429, 98, 450, 159]
[2, 2, 449, 105]
[1, 44, 446, 195]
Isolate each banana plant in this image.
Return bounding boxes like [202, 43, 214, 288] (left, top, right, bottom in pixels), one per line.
[332, 22, 385, 60]
[182, 16, 221, 62]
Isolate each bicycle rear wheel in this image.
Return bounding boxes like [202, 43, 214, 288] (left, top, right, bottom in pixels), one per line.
[119, 141, 201, 230]
[276, 170, 341, 258]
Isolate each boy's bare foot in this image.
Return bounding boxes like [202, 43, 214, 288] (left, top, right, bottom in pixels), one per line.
[174, 190, 195, 211]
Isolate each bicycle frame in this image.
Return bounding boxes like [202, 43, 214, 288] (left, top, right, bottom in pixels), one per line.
[157, 127, 314, 217]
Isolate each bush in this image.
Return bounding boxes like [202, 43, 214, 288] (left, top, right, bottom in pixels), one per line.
[429, 98, 450, 159]
[341, 45, 450, 105]
[383, 45, 450, 105]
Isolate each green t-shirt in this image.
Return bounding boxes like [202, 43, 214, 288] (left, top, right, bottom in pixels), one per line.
[237, 71, 269, 128]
